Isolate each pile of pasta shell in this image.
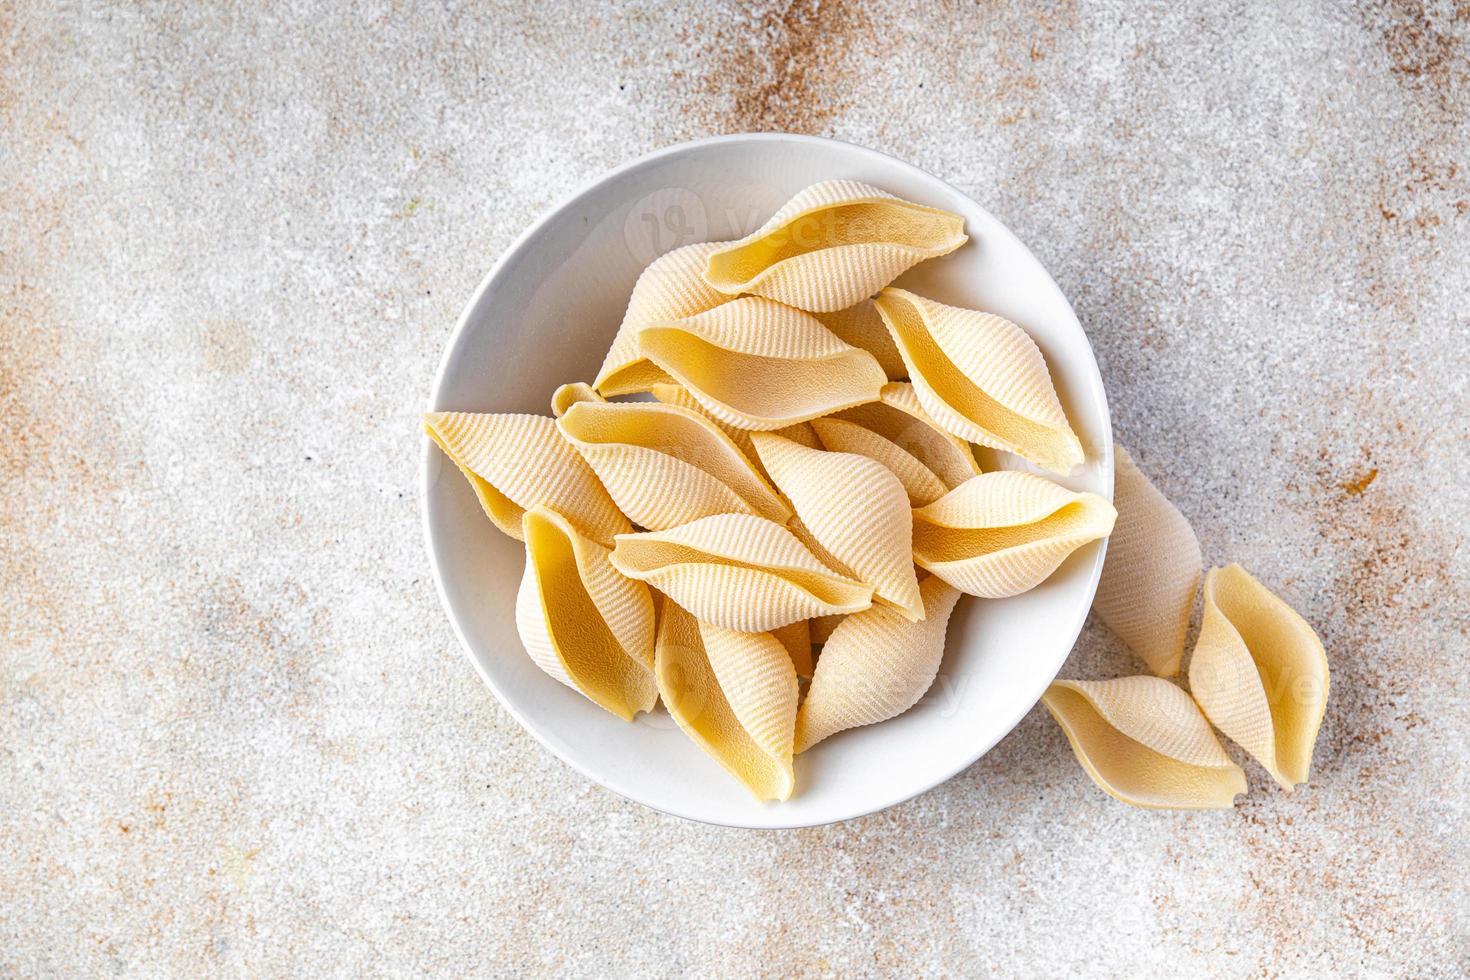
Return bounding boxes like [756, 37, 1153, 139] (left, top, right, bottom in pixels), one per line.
[426, 180, 1118, 801]
[1049, 447, 1331, 809]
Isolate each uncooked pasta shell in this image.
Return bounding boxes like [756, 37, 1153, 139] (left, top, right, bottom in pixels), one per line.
[750, 431, 922, 620]
[515, 507, 657, 720]
[771, 619, 813, 677]
[1092, 445, 1202, 676]
[1042, 676, 1247, 809]
[810, 381, 979, 506]
[638, 296, 887, 430]
[423, 411, 631, 545]
[1187, 564, 1329, 791]
[654, 601, 797, 801]
[815, 299, 906, 379]
[873, 287, 1083, 475]
[550, 381, 603, 417]
[912, 471, 1116, 598]
[703, 180, 967, 313]
[810, 614, 845, 646]
[795, 576, 961, 752]
[594, 242, 733, 396]
[609, 512, 874, 632]
[556, 400, 790, 529]
[649, 381, 820, 463]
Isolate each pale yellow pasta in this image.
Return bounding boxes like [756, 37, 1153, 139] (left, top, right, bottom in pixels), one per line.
[768, 420, 824, 449]
[1187, 564, 1328, 791]
[515, 507, 657, 720]
[1092, 445, 1202, 676]
[594, 241, 733, 396]
[771, 619, 814, 677]
[1042, 677, 1247, 810]
[648, 382, 820, 462]
[912, 471, 1116, 598]
[815, 299, 906, 380]
[638, 296, 887, 430]
[810, 614, 845, 646]
[703, 180, 967, 312]
[795, 576, 961, 752]
[424, 411, 630, 545]
[556, 400, 790, 529]
[750, 431, 922, 620]
[874, 288, 1084, 475]
[654, 601, 797, 801]
[810, 381, 979, 506]
[429, 178, 1340, 811]
[784, 515, 850, 578]
[609, 512, 874, 632]
[550, 381, 603, 417]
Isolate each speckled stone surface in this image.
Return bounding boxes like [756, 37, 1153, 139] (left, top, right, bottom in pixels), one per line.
[3, 1, 1468, 976]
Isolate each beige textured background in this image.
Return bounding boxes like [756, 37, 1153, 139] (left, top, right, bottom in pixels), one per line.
[3, 1, 1468, 976]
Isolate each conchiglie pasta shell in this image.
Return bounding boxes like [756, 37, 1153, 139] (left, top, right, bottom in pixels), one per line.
[795, 576, 962, 752]
[594, 242, 734, 396]
[550, 381, 603, 417]
[556, 401, 790, 529]
[423, 411, 631, 545]
[654, 602, 797, 801]
[609, 513, 873, 632]
[810, 381, 979, 505]
[1092, 445, 1202, 676]
[912, 472, 1117, 598]
[648, 382, 820, 469]
[1187, 564, 1329, 791]
[515, 508, 657, 720]
[703, 180, 967, 313]
[810, 614, 845, 646]
[1042, 677, 1247, 809]
[771, 619, 814, 677]
[810, 418, 949, 507]
[750, 432, 922, 620]
[873, 288, 1084, 475]
[815, 299, 906, 380]
[638, 296, 887, 431]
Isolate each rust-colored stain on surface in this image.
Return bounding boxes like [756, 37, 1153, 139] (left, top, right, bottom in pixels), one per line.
[1342, 467, 1379, 495]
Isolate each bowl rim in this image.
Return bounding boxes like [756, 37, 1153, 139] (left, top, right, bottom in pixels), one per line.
[421, 132, 1112, 829]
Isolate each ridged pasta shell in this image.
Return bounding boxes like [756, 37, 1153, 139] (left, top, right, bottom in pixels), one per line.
[873, 288, 1084, 475]
[785, 515, 850, 578]
[556, 401, 790, 529]
[703, 180, 967, 312]
[794, 576, 961, 752]
[654, 601, 797, 801]
[815, 299, 906, 379]
[594, 242, 734, 396]
[638, 296, 887, 430]
[1042, 677, 1248, 809]
[1092, 445, 1202, 676]
[423, 411, 631, 545]
[912, 472, 1117, 598]
[771, 619, 814, 677]
[550, 381, 603, 417]
[810, 381, 979, 506]
[609, 513, 874, 632]
[514, 507, 657, 720]
[1187, 564, 1329, 791]
[648, 382, 820, 466]
[750, 432, 922, 620]
[810, 614, 845, 646]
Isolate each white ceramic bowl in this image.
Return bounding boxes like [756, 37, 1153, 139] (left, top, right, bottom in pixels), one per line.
[422, 134, 1112, 828]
